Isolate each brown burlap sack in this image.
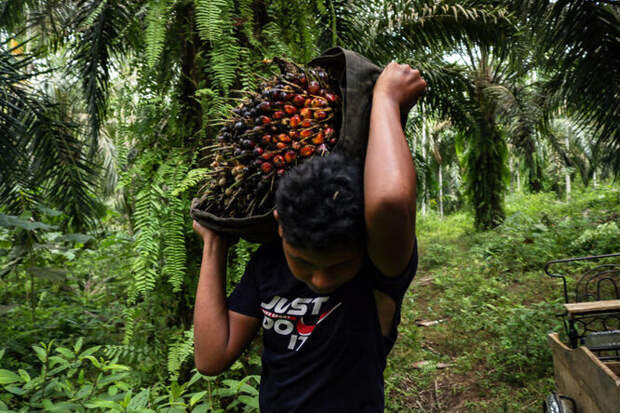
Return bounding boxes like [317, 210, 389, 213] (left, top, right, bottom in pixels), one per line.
[190, 47, 407, 243]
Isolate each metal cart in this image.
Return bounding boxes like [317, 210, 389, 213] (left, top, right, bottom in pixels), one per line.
[542, 253, 620, 413]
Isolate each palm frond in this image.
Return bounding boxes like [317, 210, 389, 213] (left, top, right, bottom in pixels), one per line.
[70, 0, 136, 158]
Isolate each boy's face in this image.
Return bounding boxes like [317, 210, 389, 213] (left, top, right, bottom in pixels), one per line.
[276, 216, 364, 294]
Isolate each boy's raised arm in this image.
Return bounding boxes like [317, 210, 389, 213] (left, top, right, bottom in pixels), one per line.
[364, 63, 427, 277]
[192, 222, 260, 375]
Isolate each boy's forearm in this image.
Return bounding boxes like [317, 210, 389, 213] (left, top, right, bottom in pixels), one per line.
[365, 94, 417, 214]
[193, 237, 231, 374]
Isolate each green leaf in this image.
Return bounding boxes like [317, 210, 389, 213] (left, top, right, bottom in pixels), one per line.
[102, 363, 130, 371]
[128, 388, 150, 409]
[0, 349, 4, 361]
[191, 404, 209, 413]
[17, 369, 30, 383]
[73, 384, 93, 400]
[98, 372, 130, 388]
[84, 399, 123, 410]
[48, 355, 69, 369]
[4, 384, 25, 395]
[0, 214, 57, 231]
[237, 395, 258, 409]
[73, 337, 84, 354]
[79, 345, 101, 359]
[189, 391, 207, 406]
[32, 345, 47, 362]
[82, 355, 101, 369]
[55, 347, 75, 360]
[0, 369, 22, 384]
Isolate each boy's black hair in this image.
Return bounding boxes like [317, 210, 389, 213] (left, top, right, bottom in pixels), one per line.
[275, 153, 365, 250]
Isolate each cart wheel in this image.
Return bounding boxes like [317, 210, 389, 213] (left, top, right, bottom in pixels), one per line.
[543, 392, 576, 413]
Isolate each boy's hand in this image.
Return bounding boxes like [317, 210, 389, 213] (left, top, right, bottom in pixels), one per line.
[373, 62, 427, 113]
[193, 220, 237, 249]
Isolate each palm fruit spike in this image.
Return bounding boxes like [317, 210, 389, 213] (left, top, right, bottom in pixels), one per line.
[197, 57, 341, 218]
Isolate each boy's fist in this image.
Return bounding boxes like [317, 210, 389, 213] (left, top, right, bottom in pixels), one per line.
[373, 62, 427, 113]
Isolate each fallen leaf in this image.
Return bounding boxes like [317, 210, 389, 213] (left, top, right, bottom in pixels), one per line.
[415, 319, 445, 327]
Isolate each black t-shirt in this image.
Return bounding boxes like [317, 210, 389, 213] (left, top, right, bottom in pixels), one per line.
[227, 240, 418, 413]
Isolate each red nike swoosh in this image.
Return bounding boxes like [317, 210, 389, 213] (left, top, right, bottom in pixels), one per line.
[295, 302, 342, 336]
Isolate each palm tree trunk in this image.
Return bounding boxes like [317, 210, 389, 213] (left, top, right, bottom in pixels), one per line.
[565, 135, 571, 201]
[421, 105, 427, 215]
[438, 165, 443, 217]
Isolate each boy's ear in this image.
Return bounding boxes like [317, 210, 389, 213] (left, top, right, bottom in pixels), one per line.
[273, 209, 283, 238]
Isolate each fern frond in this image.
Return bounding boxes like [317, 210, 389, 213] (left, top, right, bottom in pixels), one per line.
[209, 36, 240, 93]
[167, 327, 194, 381]
[132, 182, 161, 298]
[171, 168, 210, 196]
[145, 0, 171, 67]
[122, 306, 138, 344]
[194, 0, 226, 42]
[227, 239, 259, 295]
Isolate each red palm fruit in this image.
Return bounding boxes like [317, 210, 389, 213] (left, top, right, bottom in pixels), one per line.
[314, 110, 327, 120]
[273, 111, 285, 120]
[312, 132, 325, 145]
[273, 155, 285, 167]
[300, 128, 313, 138]
[272, 135, 279, 144]
[261, 151, 275, 160]
[304, 98, 313, 107]
[278, 133, 291, 143]
[262, 134, 272, 144]
[254, 146, 264, 155]
[277, 168, 286, 177]
[293, 95, 305, 106]
[259, 101, 271, 112]
[260, 116, 271, 124]
[329, 137, 337, 145]
[284, 104, 297, 115]
[301, 118, 313, 128]
[300, 107, 312, 119]
[308, 81, 320, 94]
[274, 101, 285, 107]
[325, 93, 339, 104]
[292, 141, 301, 150]
[311, 97, 327, 107]
[290, 115, 301, 128]
[324, 127, 335, 137]
[300, 145, 315, 157]
[276, 142, 287, 149]
[288, 130, 299, 139]
[284, 93, 295, 101]
[261, 162, 273, 173]
[284, 150, 296, 163]
[299, 74, 307, 85]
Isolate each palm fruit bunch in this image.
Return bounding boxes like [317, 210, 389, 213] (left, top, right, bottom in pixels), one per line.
[198, 58, 341, 218]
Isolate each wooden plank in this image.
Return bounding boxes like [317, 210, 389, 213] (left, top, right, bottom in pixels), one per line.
[606, 362, 620, 377]
[563, 299, 620, 314]
[548, 333, 620, 413]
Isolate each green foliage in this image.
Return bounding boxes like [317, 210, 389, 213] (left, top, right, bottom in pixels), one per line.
[167, 328, 195, 382]
[227, 240, 259, 295]
[145, 0, 172, 68]
[0, 339, 260, 412]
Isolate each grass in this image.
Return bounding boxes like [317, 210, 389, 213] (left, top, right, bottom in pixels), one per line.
[385, 184, 620, 412]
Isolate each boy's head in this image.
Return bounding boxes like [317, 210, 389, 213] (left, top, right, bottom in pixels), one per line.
[274, 153, 365, 293]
